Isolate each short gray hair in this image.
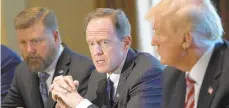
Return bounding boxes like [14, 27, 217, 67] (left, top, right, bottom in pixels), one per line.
[85, 8, 131, 40]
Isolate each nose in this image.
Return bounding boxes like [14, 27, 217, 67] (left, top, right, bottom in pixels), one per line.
[92, 44, 103, 56]
[151, 35, 159, 46]
[26, 43, 35, 53]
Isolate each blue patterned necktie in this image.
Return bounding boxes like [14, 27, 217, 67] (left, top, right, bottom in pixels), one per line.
[38, 72, 49, 108]
[106, 77, 114, 106]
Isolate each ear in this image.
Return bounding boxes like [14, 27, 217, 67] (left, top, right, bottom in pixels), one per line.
[182, 32, 192, 49]
[122, 36, 132, 51]
[52, 30, 60, 42]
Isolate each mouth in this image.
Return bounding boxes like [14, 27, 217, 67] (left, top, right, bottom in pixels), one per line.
[29, 58, 39, 60]
[96, 60, 105, 64]
[28, 58, 41, 62]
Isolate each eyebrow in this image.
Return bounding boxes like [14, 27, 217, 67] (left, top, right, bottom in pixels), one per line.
[28, 36, 43, 40]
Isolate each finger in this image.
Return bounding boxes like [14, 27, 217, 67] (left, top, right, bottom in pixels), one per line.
[51, 90, 60, 101]
[73, 80, 79, 90]
[52, 93, 58, 101]
[57, 98, 68, 108]
[53, 75, 64, 82]
[50, 81, 58, 92]
[52, 90, 63, 100]
[53, 85, 68, 94]
[55, 78, 72, 92]
[64, 76, 75, 90]
[53, 95, 58, 101]
[52, 90, 68, 104]
[55, 103, 60, 108]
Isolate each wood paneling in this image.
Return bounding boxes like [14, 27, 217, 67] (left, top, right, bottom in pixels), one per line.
[95, 0, 138, 49]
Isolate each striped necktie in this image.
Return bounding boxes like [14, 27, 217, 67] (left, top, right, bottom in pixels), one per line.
[185, 75, 195, 108]
[38, 72, 49, 108]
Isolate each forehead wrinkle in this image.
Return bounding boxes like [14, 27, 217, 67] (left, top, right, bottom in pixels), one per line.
[18, 27, 46, 40]
[86, 29, 108, 33]
[86, 30, 109, 37]
[28, 33, 46, 40]
[19, 34, 37, 41]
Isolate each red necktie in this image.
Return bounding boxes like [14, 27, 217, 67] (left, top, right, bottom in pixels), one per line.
[185, 76, 195, 108]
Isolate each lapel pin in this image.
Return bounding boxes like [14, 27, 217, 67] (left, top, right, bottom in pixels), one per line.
[117, 93, 119, 98]
[208, 87, 213, 95]
[58, 70, 64, 74]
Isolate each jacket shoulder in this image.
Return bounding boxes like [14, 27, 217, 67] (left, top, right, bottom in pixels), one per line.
[135, 52, 162, 67]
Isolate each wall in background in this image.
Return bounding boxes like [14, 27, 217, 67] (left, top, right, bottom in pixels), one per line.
[2, 0, 96, 57]
[95, 0, 138, 49]
[1, 11, 7, 45]
[1, 0, 27, 54]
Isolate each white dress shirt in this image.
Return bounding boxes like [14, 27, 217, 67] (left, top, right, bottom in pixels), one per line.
[185, 40, 223, 108]
[76, 55, 127, 108]
[38, 45, 64, 93]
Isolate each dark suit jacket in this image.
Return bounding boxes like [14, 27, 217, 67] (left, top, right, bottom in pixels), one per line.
[2, 46, 95, 108]
[85, 49, 163, 108]
[1, 45, 22, 101]
[163, 40, 229, 108]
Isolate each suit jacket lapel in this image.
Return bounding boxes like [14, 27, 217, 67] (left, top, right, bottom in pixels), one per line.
[197, 42, 225, 108]
[46, 47, 71, 108]
[176, 74, 186, 108]
[99, 77, 112, 108]
[113, 49, 137, 106]
[88, 71, 110, 108]
[29, 71, 44, 108]
[169, 71, 186, 108]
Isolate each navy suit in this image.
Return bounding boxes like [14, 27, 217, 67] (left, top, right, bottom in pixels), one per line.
[1, 45, 21, 101]
[2, 46, 95, 108]
[163, 40, 229, 108]
[86, 49, 163, 108]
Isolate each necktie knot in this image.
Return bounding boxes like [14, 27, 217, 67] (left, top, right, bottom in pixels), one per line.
[107, 77, 114, 87]
[186, 76, 195, 86]
[38, 72, 49, 81]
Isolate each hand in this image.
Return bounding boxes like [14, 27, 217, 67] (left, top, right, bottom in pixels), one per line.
[50, 75, 84, 108]
[52, 80, 84, 108]
[50, 75, 77, 101]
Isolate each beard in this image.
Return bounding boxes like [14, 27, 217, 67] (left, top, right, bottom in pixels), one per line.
[23, 45, 57, 72]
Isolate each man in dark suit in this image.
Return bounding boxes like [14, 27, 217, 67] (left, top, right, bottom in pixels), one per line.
[1, 45, 22, 101]
[2, 7, 94, 108]
[50, 8, 163, 108]
[145, 0, 229, 108]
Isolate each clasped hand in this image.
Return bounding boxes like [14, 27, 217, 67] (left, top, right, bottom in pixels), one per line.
[50, 75, 84, 108]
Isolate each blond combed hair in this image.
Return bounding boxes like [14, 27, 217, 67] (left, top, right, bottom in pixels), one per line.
[146, 0, 223, 43]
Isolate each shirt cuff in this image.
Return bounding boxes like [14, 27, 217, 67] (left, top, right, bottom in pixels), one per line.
[75, 99, 92, 108]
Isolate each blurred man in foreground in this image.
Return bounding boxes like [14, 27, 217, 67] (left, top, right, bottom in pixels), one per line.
[146, 0, 229, 108]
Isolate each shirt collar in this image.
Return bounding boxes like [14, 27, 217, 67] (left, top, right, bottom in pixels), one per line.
[106, 53, 127, 82]
[187, 43, 217, 85]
